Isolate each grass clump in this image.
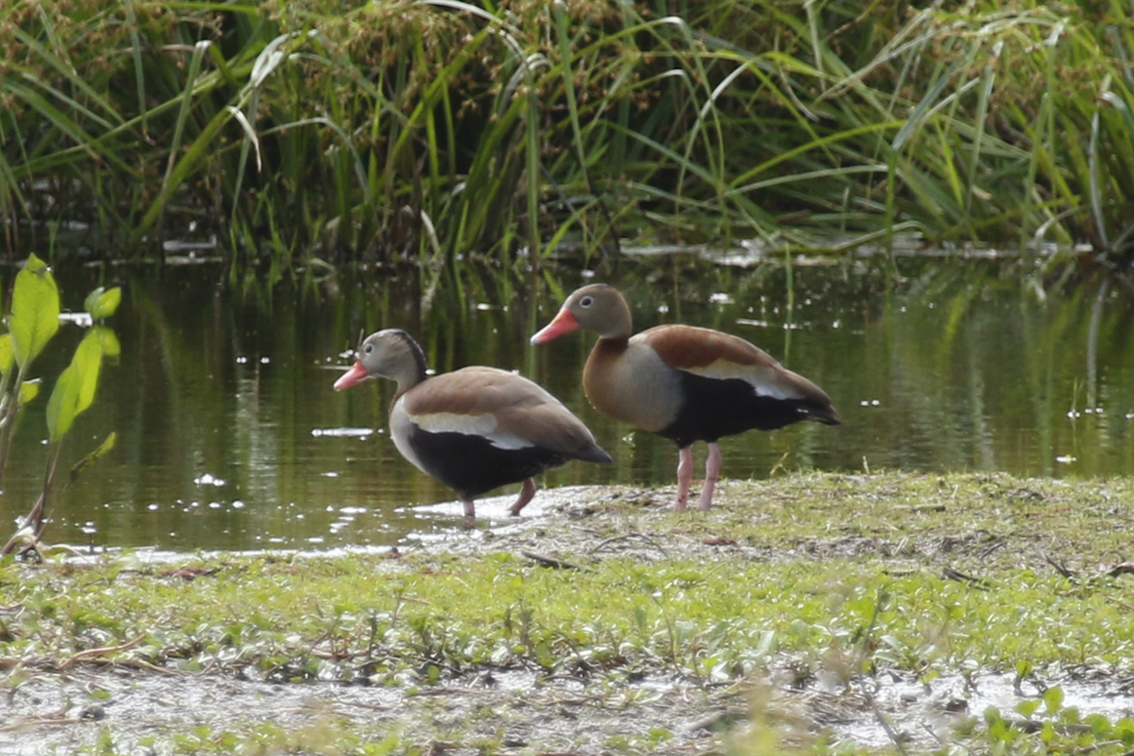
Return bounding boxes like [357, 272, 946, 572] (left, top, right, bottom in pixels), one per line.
[5, 1, 1134, 269]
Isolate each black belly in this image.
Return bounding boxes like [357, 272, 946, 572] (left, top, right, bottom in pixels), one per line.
[659, 373, 818, 448]
[406, 428, 575, 500]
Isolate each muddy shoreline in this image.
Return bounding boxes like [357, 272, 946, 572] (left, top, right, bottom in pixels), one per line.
[4, 475, 1134, 755]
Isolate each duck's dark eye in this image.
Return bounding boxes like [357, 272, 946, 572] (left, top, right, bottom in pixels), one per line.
[579, 295, 594, 308]
[364, 344, 373, 354]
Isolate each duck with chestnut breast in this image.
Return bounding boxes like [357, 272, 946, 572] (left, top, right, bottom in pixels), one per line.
[334, 329, 611, 528]
[531, 284, 840, 511]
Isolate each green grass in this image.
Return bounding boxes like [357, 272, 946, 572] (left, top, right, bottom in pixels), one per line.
[3, 471, 1134, 754]
[21, 552, 1128, 678]
[8, 472, 1133, 679]
[4, 1, 1134, 269]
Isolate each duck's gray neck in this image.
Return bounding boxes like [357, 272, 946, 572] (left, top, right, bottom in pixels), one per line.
[379, 329, 429, 399]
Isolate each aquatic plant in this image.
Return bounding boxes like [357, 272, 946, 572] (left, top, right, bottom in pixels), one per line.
[0, 253, 120, 557]
[3, 1, 1134, 267]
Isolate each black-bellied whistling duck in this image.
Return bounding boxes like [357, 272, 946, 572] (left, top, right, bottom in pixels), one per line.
[531, 284, 840, 510]
[334, 329, 611, 528]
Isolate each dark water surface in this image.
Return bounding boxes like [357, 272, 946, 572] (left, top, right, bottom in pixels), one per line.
[2, 257, 1132, 552]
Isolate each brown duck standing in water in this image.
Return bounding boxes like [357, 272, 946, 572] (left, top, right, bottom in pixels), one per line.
[531, 284, 840, 510]
[334, 329, 611, 528]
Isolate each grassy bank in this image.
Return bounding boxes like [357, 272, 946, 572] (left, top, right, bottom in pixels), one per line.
[3, 471, 1134, 754]
[4, 1, 1134, 269]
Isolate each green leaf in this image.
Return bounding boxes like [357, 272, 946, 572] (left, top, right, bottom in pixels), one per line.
[10, 254, 61, 369]
[0, 334, 11, 377]
[1043, 686, 1065, 714]
[19, 378, 40, 407]
[74, 335, 102, 414]
[47, 364, 80, 442]
[84, 287, 122, 320]
[93, 326, 121, 358]
[45, 329, 103, 442]
[70, 431, 118, 482]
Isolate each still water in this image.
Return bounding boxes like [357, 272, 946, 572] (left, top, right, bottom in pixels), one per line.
[2, 256, 1132, 552]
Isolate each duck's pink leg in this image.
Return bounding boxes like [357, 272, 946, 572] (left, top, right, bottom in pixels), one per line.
[675, 446, 694, 510]
[509, 477, 537, 516]
[697, 442, 722, 510]
[461, 499, 477, 529]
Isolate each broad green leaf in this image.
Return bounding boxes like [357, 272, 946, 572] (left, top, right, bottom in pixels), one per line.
[0, 334, 11, 377]
[93, 326, 121, 358]
[82, 288, 102, 317]
[19, 378, 40, 407]
[70, 432, 118, 482]
[47, 364, 79, 442]
[46, 329, 103, 442]
[72, 331, 103, 420]
[84, 287, 122, 320]
[10, 254, 60, 369]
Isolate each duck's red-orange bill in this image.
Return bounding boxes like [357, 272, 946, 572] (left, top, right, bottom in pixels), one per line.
[530, 308, 580, 344]
[333, 359, 370, 390]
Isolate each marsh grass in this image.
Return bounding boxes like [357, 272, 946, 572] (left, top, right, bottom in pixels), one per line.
[4, 1, 1134, 270]
[3, 472, 1134, 753]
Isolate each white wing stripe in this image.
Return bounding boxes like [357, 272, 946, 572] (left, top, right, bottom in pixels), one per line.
[680, 363, 797, 400]
[412, 411, 533, 450]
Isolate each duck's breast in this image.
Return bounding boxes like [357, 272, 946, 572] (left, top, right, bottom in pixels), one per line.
[583, 336, 682, 432]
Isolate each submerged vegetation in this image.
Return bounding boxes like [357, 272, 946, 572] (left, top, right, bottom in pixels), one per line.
[3, 472, 1134, 753]
[4, 1, 1134, 269]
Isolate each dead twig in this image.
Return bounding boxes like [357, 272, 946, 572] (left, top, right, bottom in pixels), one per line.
[520, 551, 592, 571]
[0, 715, 82, 733]
[156, 566, 218, 580]
[1011, 719, 1094, 735]
[1042, 551, 1076, 579]
[977, 537, 1008, 560]
[58, 636, 145, 671]
[1104, 596, 1134, 612]
[1105, 562, 1134, 578]
[895, 504, 946, 513]
[588, 532, 668, 558]
[942, 567, 992, 591]
[869, 696, 910, 756]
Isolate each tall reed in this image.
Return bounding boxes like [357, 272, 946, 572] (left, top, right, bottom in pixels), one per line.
[2, 1, 1133, 268]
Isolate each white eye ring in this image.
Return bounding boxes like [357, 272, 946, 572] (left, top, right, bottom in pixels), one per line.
[579, 296, 594, 308]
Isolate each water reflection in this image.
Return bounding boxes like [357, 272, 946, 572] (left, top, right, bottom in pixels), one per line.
[1, 259, 1130, 552]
